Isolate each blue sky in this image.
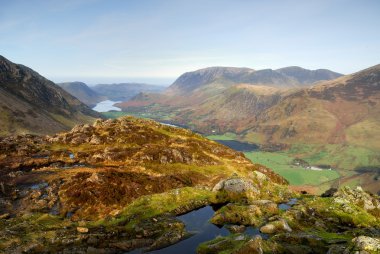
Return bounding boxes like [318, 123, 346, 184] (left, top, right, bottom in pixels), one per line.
[1, 0, 379, 85]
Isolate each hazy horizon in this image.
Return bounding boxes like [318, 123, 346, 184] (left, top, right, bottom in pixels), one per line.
[53, 76, 174, 86]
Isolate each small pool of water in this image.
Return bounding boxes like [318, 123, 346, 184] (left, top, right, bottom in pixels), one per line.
[132, 206, 265, 254]
[214, 140, 259, 152]
[30, 182, 49, 190]
[92, 100, 122, 112]
[278, 198, 298, 211]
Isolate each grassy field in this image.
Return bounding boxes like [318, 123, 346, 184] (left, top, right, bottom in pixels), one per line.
[206, 132, 237, 141]
[244, 151, 341, 186]
[284, 144, 380, 175]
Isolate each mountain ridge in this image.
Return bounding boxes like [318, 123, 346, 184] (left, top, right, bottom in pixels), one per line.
[0, 55, 101, 136]
[166, 66, 342, 96]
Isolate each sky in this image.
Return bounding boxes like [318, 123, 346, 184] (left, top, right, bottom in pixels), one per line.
[1, 0, 380, 85]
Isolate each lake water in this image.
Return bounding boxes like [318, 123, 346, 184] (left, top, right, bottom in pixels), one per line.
[215, 140, 260, 152]
[130, 206, 265, 254]
[92, 100, 122, 112]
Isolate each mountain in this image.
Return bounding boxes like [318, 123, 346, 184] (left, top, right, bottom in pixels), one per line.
[166, 66, 342, 96]
[0, 56, 101, 136]
[119, 65, 343, 132]
[58, 82, 104, 107]
[0, 116, 379, 253]
[248, 64, 380, 148]
[92, 83, 166, 101]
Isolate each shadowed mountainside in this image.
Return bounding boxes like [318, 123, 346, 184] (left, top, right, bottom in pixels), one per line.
[0, 56, 101, 136]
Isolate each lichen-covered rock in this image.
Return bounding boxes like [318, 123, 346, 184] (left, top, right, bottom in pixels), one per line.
[212, 177, 260, 203]
[344, 236, 380, 254]
[260, 219, 292, 234]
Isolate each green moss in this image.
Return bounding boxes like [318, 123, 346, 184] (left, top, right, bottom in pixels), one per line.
[91, 187, 215, 229]
[313, 230, 352, 241]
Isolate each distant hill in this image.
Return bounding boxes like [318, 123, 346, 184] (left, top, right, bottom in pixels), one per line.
[0, 56, 101, 136]
[92, 83, 166, 101]
[58, 82, 105, 107]
[166, 66, 342, 95]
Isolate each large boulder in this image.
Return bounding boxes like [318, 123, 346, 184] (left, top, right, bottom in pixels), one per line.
[212, 177, 259, 203]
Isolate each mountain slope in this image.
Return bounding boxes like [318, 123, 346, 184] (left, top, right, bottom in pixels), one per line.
[166, 67, 255, 95]
[0, 56, 101, 136]
[58, 82, 104, 107]
[247, 64, 380, 150]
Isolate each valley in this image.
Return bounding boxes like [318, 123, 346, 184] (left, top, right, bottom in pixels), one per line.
[95, 109, 376, 195]
[2, 1, 380, 253]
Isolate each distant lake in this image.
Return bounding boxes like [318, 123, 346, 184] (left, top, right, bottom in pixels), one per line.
[92, 100, 121, 112]
[214, 140, 259, 152]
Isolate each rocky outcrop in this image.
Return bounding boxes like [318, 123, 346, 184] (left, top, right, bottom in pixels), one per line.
[333, 186, 380, 214]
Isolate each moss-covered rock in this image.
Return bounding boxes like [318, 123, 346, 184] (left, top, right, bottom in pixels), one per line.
[210, 200, 279, 227]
